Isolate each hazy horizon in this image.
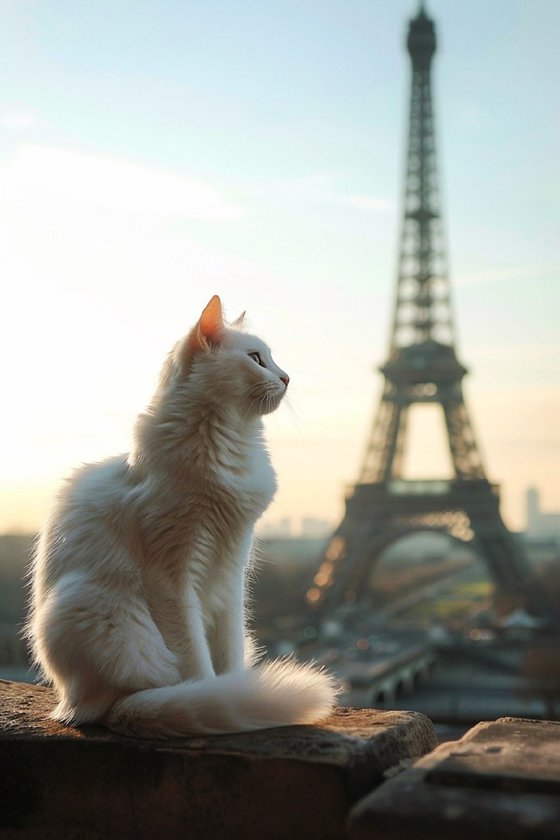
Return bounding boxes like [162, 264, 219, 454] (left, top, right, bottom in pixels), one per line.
[1, 0, 559, 535]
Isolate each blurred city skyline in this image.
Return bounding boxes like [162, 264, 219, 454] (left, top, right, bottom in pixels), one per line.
[1, 0, 559, 534]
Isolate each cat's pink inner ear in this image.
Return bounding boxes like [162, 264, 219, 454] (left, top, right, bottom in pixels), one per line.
[187, 295, 224, 354]
[199, 295, 224, 342]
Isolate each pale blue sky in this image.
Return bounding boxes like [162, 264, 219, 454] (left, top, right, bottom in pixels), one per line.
[1, 0, 559, 533]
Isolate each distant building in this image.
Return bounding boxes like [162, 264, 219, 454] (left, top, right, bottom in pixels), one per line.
[258, 517, 293, 539]
[526, 487, 560, 542]
[301, 518, 332, 539]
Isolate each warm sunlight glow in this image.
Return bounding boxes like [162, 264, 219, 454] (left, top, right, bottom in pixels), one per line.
[0, 2, 558, 535]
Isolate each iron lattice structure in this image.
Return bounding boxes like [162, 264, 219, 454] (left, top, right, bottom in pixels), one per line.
[307, 5, 552, 621]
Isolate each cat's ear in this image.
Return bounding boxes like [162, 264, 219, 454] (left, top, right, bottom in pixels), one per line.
[176, 295, 225, 370]
[231, 310, 246, 328]
[189, 295, 225, 353]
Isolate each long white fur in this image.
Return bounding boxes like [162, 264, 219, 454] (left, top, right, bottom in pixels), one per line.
[28, 296, 337, 737]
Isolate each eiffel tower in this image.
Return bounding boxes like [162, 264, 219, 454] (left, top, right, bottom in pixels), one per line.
[306, 3, 553, 622]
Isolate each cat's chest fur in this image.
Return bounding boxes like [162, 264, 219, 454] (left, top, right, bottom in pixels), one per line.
[182, 416, 278, 520]
[139, 428, 275, 590]
[213, 440, 277, 517]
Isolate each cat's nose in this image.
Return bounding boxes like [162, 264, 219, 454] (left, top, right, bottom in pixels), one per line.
[280, 374, 290, 388]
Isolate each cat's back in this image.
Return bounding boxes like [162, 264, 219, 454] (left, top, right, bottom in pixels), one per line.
[33, 454, 135, 590]
[64, 454, 131, 513]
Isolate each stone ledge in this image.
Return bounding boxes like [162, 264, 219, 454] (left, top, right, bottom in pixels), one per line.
[0, 680, 436, 839]
[348, 716, 560, 839]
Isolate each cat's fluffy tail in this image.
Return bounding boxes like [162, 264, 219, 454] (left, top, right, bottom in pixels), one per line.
[105, 659, 338, 738]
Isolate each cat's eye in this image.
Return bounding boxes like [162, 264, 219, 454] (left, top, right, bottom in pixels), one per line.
[248, 351, 265, 367]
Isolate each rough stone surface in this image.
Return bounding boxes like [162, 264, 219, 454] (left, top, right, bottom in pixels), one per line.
[348, 716, 560, 839]
[0, 680, 436, 839]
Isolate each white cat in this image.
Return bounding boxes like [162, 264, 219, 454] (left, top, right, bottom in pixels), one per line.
[28, 295, 337, 737]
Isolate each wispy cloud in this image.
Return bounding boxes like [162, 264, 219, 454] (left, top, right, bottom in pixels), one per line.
[1, 111, 39, 131]
[254, 172, 393, 214]
[0, 144, 242, 222]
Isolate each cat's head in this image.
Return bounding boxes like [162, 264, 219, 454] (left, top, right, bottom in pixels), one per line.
[172, 295, 289, 417]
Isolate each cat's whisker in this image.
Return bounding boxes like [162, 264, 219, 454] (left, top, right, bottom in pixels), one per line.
[283, 395, 304, 432]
